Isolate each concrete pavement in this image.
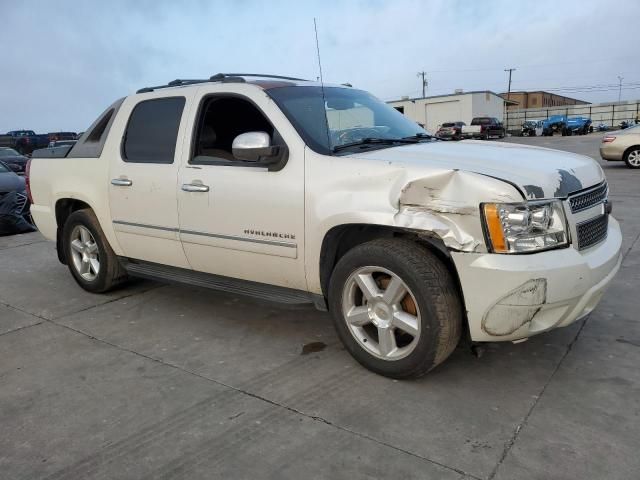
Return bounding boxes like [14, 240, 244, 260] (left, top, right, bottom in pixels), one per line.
[1, 134, 638, 479]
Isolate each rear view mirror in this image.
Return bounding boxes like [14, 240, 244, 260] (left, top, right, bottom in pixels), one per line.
[232, 131, 278, 161]
[326, 98, 356, 110]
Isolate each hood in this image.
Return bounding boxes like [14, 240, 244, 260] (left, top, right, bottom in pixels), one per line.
[0, 172, 26, 193]
[350, 140, 604, 199]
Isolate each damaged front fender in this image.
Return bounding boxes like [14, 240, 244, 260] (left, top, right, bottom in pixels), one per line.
[393, 170, 523, 252]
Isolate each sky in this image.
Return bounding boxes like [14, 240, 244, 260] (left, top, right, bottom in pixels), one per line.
[2, 0, 639, 132]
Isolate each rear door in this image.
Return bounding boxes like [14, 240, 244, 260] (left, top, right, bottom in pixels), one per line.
[108, 93, 193, 268]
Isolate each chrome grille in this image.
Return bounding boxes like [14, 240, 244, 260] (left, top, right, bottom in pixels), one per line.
[576, 215, 608, 250]
[569, 182, 608, 213]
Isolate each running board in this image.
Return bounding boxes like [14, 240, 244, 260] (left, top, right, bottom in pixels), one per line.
[120, 258, 327, 310]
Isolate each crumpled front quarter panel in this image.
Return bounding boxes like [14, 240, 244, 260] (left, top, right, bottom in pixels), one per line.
[304, 147, 523, 293]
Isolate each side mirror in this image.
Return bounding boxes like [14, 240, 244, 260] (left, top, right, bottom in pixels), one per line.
[232, 131, 278, 162]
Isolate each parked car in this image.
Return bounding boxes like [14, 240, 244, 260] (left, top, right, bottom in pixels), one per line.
[48, 140, 77, 148]
[600, 124, 640, 168]
[464, 117, 505, 140]
[28, 73, 621, 378]
[435, 122, 465, 140]
[0, 147, 29, 174]
[521, 121, 538, 137]
[0, 161, 36, 235]
[0, 130, 49, 155]
[48, 131, 77, 142]
[565, 117, 592, 136]
[541, 115, 566, 136]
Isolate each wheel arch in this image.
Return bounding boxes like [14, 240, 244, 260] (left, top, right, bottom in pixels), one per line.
[623, 144, 640, 160]
[54, 198, 93, 264]
[318, 224, 468, 334]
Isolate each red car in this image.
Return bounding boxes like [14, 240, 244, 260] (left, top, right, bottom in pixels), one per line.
[436, 121, 465, 140]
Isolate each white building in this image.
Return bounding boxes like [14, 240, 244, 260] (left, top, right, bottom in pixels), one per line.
[387, 91, 510, 133]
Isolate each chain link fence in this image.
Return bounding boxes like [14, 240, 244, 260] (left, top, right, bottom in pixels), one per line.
[504, 101, 640, 133]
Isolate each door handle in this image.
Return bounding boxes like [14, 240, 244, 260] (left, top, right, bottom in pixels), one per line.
[181, 183, 210, 192]
[111, 178, 132, 187]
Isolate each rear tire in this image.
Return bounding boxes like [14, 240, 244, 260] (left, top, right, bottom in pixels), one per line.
[63, 209, 127, 293]
[328, 238, 462, 379]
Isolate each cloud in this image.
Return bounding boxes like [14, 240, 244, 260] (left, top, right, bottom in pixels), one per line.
[1, 0, 638, 132]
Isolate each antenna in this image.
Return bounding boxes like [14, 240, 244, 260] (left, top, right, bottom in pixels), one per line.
[314, 18, 332, 150]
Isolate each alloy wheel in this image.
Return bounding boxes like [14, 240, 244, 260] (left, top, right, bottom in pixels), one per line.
[341, 266, 421, 361]
[69, 225, 100, 281]
[628, 149, 640, 167]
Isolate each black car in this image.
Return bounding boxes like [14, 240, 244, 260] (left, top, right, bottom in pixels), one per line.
[0, 161, 36, 235]
[0, 147, 29, 174]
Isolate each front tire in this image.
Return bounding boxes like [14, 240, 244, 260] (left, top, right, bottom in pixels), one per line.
[328, 239, 462, 379]
[63, 209, 127, 293]
[624, 147, 640, 169]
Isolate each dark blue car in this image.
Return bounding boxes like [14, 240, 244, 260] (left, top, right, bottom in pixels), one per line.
[0, 160, 36, 235]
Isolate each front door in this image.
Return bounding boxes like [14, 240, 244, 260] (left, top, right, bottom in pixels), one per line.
[177, 88, 306, 290]
[108, 94, 192, 268]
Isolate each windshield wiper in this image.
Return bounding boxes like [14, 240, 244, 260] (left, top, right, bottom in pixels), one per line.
[402, 133, 441, 141]
[332, 137, 418, 153]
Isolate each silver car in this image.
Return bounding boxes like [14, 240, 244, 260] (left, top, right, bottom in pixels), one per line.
[600, 124, 640, 168]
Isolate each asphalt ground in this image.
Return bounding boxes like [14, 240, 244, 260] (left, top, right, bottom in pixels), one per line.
[1, 133, 638, 479]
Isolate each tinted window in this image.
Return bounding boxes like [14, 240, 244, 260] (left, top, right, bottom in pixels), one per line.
[123, 97, 185, 164]
[87, 109, 114, 142]
[471, 118, 490, 125]
[442, 122, 455, 127]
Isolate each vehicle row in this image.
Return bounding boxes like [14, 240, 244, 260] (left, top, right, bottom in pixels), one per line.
[435, 117, 505, 140]
[0, 130, 81, 155]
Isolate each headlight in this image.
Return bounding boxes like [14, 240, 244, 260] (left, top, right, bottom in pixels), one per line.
[482, 200, 569, 253]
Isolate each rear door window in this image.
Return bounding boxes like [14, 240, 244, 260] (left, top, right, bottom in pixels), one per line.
[122, 97, 185, 164]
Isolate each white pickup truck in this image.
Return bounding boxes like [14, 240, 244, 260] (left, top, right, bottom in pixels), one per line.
[28, 73, 622, 378]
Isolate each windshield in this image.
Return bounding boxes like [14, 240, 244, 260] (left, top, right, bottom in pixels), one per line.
[0, 148, 20, 157]
[0, 162, 9, 173]
[267, 86, 428, 154]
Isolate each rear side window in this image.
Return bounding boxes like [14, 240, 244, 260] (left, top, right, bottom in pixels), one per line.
[68, 97, 125, 159]
[86, 109, 114, 142]
[122, 97, 185, 164]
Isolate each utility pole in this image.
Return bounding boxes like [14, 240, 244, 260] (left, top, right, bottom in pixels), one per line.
[417, 71, 428, 98]
[617, 75, 623, 102]
[504, 68, 516, 133]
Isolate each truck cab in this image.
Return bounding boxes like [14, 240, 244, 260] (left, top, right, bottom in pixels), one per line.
[28, 73, 622, 378]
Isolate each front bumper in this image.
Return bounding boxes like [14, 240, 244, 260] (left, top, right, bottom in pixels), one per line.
[451, 216, 622, 342]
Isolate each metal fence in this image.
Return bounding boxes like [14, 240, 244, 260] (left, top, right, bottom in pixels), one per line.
[504, 102, 640, 132]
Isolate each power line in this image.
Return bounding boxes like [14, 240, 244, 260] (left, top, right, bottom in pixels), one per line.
[424, 55, 638, 74]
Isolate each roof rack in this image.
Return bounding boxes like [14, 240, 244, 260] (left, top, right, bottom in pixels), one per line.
[211, 73, 309, 82]
[136, 73, 309, 94]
